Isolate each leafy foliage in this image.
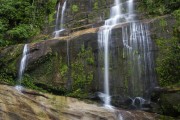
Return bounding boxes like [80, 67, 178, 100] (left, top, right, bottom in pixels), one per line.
[0, 0, 56, 46]
[155, 7, 180, 87]
[93, 1, 99, 10]
[138, 0, 180, 17]
[69, 45, 94, 98]
[71, 4, 79, 13]
[7, 24, 39, 40]
[20, 74, 47, 92]
[0, 72, 15, 85]
[156, 37, 180, 86]
[173, 9, 180, 29]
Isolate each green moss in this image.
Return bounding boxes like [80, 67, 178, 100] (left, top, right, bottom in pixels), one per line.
[71, 4, 79, 13]
[173, 9, 180, 26]
[26, 52, 68, 95]
[156, 37, 180, 87]
[155, 5, 180, 87]
[138, 0, 179, 18]
[21, 74, 45, 92]
[158, 115, 175, 120]
[159, 93, 180, 117]
[59, 56, 68, 80]
[67, 88, 88, 99]
[28, 53, 55, 84]
[93, 1, 98, 10]
[0, 44, 23, 85]
[0, 73, 15, 85]
[159, 18, 167, 30]
[68, 45, 94, 98]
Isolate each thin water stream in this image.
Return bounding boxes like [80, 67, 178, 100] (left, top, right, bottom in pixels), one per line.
[15, 44, 29, 91]
[54, 1, 67, 38]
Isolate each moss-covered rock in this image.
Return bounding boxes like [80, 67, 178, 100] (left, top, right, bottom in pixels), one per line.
[159, 92, 180, 117]
[64, 0, 114, 32]
[0, 44, 24, 85]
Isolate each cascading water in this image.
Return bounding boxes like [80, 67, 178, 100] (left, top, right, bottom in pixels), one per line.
[98, 0, 156, 109]
[67, 39, 70, 66]
[15, 44, 29, 91]
[122, 22, 155, 100]
[55, 2, 61, 31]
[98, 0, 123, 108]
[54, 1, 69, 76]
[54, 1, 70, 79]
[54, 0, 67, 38]
[122, 0, 155, 102]
[60, 1, 66, 30]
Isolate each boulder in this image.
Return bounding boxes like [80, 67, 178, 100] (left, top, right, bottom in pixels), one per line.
[0, 84, 174, 120]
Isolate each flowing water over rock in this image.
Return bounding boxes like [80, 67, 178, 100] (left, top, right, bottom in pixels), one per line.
[98, 0, 156, 109]
[60, 1, 67, 30]
[122, 22, 156, 101]
[55, 2, 61, 32]
[98, 0, 122, 108]
[16, 44, 29, 91]
[54, 1, 67, 38]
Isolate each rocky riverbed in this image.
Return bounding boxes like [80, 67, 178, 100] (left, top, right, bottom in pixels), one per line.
[0, 84, 171, 120]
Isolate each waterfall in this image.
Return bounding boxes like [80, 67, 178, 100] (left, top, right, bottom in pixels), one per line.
[54, 0, 67, 38]
[15, 44, 29, 91]
[67, 39, 70, 66]
[60, 1, 67, 30]
[122, 22, 155, 100]
[122, 0, 155, 100]
[98, 0, 156, 108]
[98, 0, 123, 108]
[55, 2, 61, 31]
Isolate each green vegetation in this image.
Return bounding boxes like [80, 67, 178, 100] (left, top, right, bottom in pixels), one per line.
[21, 74, 45, 92]
[0, 73, 15, 85]
[156, 37, 180, 86]
[93, 1, 99, 10]
[71, 4, 79, 13]
[156, 11, 180, 87]
[139, 0, 180, 87]
[0, 44, 23, 85]
[173, 9, 180, 38]
[68, 45, 94, 98]
[159, 93, 180, 117]
[159, 115, 175, 120]
[0, 0, 56, 46]
[59, 56, 68, 80]
[138, 0, 179, 17]
[159, 18, 168, 30]
[0, 44, 95, 98]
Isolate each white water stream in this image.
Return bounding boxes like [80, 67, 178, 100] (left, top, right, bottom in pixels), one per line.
[15, 44, 29, 91]
[54, 1, 67, 38]
[98, 0, 124, 108]
[98, 0, 155, 109]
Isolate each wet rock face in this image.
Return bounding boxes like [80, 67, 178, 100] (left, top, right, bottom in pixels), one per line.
[159, 92, 180, 117]
[63, 0, 114, 32]
[53, 0, 141, 34]
[151, 87, 180, 117]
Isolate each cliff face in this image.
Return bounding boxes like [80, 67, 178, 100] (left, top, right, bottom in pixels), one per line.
[0, 15, 176, 102]
[64, 0, 114, 31]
